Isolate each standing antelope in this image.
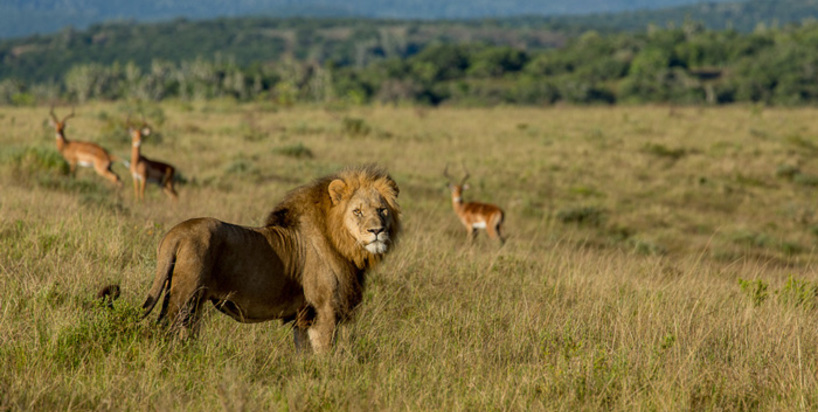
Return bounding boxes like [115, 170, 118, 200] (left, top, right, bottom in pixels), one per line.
[129, 123, 178, 201]
[49, 107, 122, 187]
[444, 165, 506, 245]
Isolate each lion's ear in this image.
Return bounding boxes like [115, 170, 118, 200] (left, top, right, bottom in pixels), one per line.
[328, 179, 348, 205]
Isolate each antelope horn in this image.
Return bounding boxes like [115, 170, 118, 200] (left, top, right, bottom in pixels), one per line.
[460, 162, 470, 185]
[49, 105, 59, 123]
[444, 164, 454, 184]
[62, 106, 76, 123]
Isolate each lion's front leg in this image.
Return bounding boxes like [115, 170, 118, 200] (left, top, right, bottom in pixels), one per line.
[307, 305, 337, 354]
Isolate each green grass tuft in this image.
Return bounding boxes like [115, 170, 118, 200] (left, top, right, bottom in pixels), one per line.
[274, 142, 314, 159]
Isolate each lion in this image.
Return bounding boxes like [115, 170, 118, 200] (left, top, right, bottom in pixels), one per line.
[140, 165, 401, 353]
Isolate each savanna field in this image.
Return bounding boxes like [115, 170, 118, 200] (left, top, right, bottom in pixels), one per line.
[3, 102, 818, 410]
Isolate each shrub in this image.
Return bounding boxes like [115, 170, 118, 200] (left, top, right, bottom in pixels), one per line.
[738, 278, 769, 307]
[641, 143, 686, 160]
[342, 117, 371, 138]
[274, 142, 314, 159]
[793, 173, 818, 187]
[774, 164, 800, 180]
[51, 300, 148, 368]
[778, 275, 818, 310]
[556, 206, 606, 227]
[5, 146, 69, 180]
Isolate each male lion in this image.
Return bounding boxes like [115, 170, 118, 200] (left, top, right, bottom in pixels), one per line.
[141, 165, 401, 353]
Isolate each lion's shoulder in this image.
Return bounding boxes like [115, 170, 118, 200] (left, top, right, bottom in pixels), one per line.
[263, 177, 332, 229]
[264, 205, 299, 228]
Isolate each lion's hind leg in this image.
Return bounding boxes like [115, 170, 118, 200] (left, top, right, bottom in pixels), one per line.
[142, 239, 177, 320]
[166, 285, 208, 339]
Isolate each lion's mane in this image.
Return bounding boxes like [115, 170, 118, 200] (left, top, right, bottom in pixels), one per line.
[265, 164, 401, 271]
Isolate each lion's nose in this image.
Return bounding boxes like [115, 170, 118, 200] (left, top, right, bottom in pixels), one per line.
[368, 227, 384, 236]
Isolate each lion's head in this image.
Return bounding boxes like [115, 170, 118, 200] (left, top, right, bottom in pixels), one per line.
[264, 165, 401, 269]
[324, 166, 401, 266]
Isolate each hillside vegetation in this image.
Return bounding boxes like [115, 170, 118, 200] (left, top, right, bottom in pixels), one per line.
[1, 102, 818, 409]
[564, 0, 818, 32]
[6, 20, 818, 106]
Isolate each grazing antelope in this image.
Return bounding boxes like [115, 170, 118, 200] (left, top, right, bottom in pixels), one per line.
[129, 123, 178, 201]
[49, 107, 122, 187]
[444, 165, 506, 245]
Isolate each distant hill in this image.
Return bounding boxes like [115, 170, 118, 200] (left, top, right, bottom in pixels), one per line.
[7, 0, 818, 83]
[0, 0, 741, 39]
[0, 18, 570, 84]
[8, 8, 818, 107]
[558, 0, 818, 32]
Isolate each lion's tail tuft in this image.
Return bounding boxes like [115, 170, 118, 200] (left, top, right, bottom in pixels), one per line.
[97, 284, 121, 309]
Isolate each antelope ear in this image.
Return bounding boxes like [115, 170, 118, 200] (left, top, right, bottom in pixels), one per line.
[463, 183, 470, 190]
[328, 179, 348, 205]
[141, 127, 151, 136]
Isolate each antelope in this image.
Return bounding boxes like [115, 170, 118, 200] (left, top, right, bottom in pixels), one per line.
[129, 122, 178, 201]
[444, 165, 506, 245]
[49, 107, 122, 187]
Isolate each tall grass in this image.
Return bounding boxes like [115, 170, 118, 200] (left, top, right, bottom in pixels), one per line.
[2, 103, 818, 410]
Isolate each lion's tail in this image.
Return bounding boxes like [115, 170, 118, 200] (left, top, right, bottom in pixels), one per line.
[141, 237, 177, 320]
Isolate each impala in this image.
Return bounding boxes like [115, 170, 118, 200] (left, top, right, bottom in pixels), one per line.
[129, 122, 178, 201]
[49, 107, 122, 187]
[444, 165, 506, 245]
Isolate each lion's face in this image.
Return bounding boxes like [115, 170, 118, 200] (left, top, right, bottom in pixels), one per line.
[327, 171, 400, 260]
[342, 187, 395, 254]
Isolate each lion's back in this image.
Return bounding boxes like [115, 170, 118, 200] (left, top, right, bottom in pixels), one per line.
[162, 217, 221, 246]
[159, 217, 250, 265]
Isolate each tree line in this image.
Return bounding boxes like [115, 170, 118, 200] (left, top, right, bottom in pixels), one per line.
[4, 20, 818, 106]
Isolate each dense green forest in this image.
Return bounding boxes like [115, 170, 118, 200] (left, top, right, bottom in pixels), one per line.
[4, 15, 818, 106]
[0, 18, 569, 83]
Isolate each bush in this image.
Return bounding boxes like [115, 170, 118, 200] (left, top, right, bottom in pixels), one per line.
[738, 278, 768, 307]
[556, 206, 606, 227]
[641, 143, 686, 160]
[778, 275, 818, 310]
[775, 164, 800, 180]
[342, 117, 371, 137]
[274, 142, 314, 159]
[5, 146, 69, 180]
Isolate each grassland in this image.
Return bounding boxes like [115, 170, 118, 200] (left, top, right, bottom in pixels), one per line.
[2, 102, 818, 410]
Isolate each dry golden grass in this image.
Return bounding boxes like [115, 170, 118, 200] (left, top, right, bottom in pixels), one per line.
[2, 102, 818, 410]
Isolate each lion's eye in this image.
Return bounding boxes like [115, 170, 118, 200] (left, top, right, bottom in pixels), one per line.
[353, 209, 362, 217]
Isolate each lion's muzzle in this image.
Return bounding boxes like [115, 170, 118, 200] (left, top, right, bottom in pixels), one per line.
[364, 227, 390, 254]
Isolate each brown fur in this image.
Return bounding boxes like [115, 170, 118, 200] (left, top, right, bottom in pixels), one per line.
[129, 126, 178, 202]
[140, 165, 401, 353]
[49, 108, 122, 187]
[448, 183, 506, 245]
